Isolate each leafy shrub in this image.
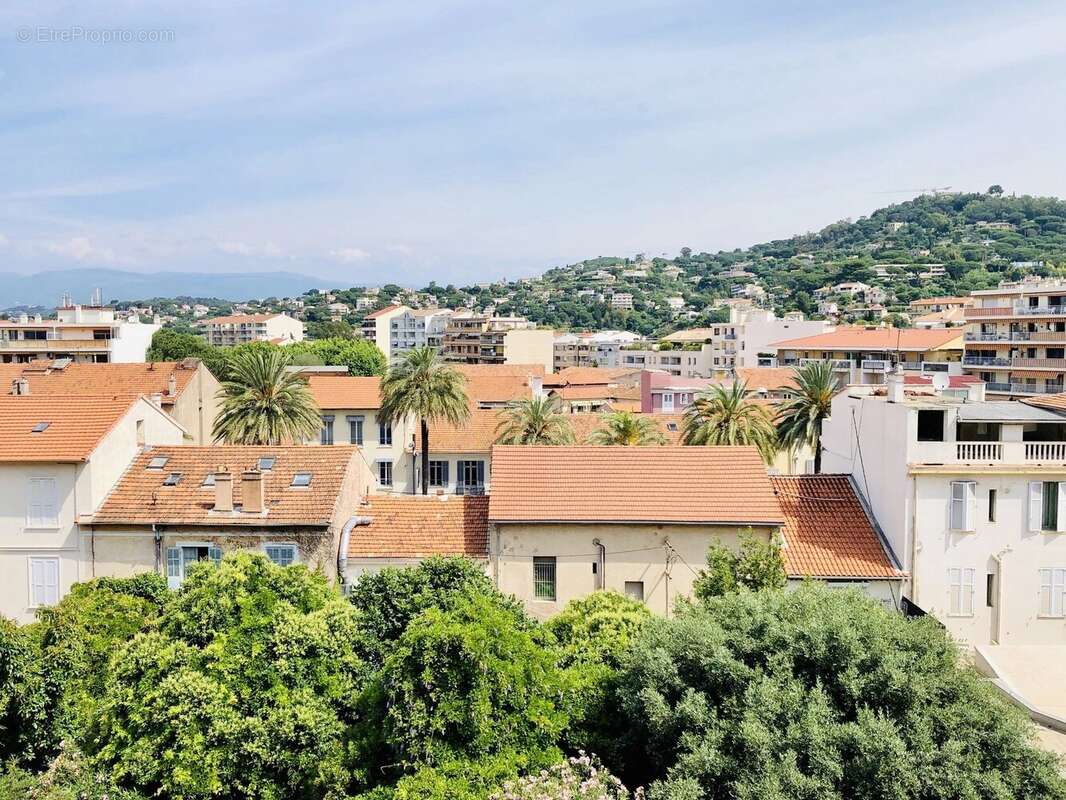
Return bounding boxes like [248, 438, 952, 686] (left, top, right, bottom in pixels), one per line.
[616, 585, 1066, 799]
[490, 753, 641, 800]
[692, 531, 786, 600]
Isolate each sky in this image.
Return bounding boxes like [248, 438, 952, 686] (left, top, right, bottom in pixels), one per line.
[2, 0, 1066, 288]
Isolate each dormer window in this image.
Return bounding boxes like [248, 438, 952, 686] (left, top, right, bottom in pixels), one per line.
[148, 455, 169, 470]
[291, 472, 312, 487]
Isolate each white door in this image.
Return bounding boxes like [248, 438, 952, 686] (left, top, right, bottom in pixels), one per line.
[662, 393, 675, 412]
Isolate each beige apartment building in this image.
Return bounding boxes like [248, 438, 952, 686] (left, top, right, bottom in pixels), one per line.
[200, 312, 304, 346]
[962, 277, 1066, 398]
[443, 314, 554, 372]
[0, 305, 159, 364]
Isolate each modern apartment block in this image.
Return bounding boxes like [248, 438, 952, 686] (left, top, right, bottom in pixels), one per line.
[200, 312, 304, 346]
[0, 306, 160, 364]
[553, 330, 643, 370]
[822, 371, 1066, 647]
[361, 305, 455, 362]
[442, 314, 554, 372]
[962, 277, 1066, 398]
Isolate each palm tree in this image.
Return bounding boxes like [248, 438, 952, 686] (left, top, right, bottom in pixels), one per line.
[680, 380, 777, 463]
[776, 360, 838, 473]
[587, 411, 666, 446]
[213, 347, 322, 444]
[379, 347, 470, 495]
[495, 395, 575, 445]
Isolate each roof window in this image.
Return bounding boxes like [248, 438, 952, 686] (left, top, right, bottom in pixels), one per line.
[31, 422, 50, 433]
[147, 455, 169, 470]
[291, 472, 312, 487]
[258, 456, 276, 471]
[162, 473, 183, 486]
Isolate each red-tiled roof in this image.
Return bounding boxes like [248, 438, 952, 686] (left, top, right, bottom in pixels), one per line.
[306, 376, 382, 409]
[347, 495, 488, 558]
[552, 385, 642, 401]
[454, 363, 546, 378]
[202, 313, 284, 325]
[363, 304, 404, 319]
[732, 367, 798, 393]
[489, 446, 783, 525]
[92, 446, 360, 526]
[0, 395, 140, 462]
[0, 361, 199, 406]
[1022, 393, 1066, 412]
[771, 474, 903, 579]
[543, 367, 640, 388]
[771, 327, 964, 352]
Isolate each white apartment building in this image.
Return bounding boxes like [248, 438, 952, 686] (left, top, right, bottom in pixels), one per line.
[553, 331, 643, 371]
[361, 305, 455, 362]
[200, 313, 304, 346]
[610, 293, 634, 310]
[962, 277, 1066, 398]
[822, 372, 1066, 647]
[0, 306, 160, 364]
[0, 394, 186, 622]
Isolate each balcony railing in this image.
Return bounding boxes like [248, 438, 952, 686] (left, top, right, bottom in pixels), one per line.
[965, 304, 1066, 318]
[956, 442, 1002, 461]
[1026, 442, 1066, 461]
[799, 358, 852, 370]
[456, 484, 486, 496]
[965, 332, 1012, 342]
[963, 356, 1011, 366]
[861, 359, 889, 372]
[986, 382, 1064, 395]
[917, 441, 1066, 463]
[922, 362, 950, 373]
[1012, 357, 1066, 370]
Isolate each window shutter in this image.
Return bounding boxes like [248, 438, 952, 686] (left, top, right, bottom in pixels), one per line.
[1040, 569, 1053, 616]
[1055, 570, 1066, 616]
[962, 568, 975, 616]
[442, 461, 449, 485]
[949, 482, 966, 530]
[27, 480, 42, 528]
[166, 547, 181, 590]
[948, 568, 961, 615]
[208, 546, 223, 565]
[1029, 482, 1044, 532]
[1057, 484, 1066, 532]
[965, 482, 977, 532]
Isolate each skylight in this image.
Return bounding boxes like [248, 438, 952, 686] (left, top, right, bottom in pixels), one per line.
[162, 473, 183, 486]
[666, 422, 678, 432]
[31, 422, 50, 433]
[258, 456, 277, 471]
[291, 472, 312, 487]
[147, 455, 169, 470]
[202, 474, 216, 487]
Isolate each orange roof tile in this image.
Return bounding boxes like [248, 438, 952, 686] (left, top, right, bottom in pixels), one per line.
[306, 375, 382, 409]
[1022, 393, 1066, 412]
[92, 446, 360, 526]
[454, 363, 546, 378]
[553, 384, 642, 401]
[0, 395, 139, 462]
[543, 366, 640, 388]
[363, 304, 404, 319]
[771, 327, 964, 352]
[347, 494, 488, 558]
[909, 296, 972, 307]
[770, 475, 903, 579]
[464, 374, 535, 406]
[0, 361, 199, 406]
[202, 313, 285, 325]
[732, 367, 798, 393]
[489, 446, 783, 524]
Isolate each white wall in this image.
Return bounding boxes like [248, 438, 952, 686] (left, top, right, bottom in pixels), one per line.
[313, 407, 415, 493]
[109, 318, 161, 362]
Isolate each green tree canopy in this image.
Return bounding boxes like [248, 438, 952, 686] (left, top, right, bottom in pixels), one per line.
[289, 337, 386, 376]
[586, 411, 665, 446]
[680, 381, 778, 462]
[495, 395, 575, 445]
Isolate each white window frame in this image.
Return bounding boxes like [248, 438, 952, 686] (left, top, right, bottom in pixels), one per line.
[1028, 481, 1066, 532]
[1039, 568, 1066, 618]
[948, 480, 976, 532]
[165, 541, 222, 589]
[26, 476, 59, 530]
[28, 556, 60, 608]
[947, 567, 975, 617]
[263, 542, 298, 567]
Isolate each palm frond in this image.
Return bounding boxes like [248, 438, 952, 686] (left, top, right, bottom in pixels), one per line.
[586, 411, 665, 446]
[495, 396, 574, 445]
[680, 380, 777, 462]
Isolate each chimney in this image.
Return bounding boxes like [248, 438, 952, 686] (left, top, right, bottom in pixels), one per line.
[11, 378, 28, 396]
[241, 470, 264, 514]
[167, 374, 177, 396]
[886, 365, 905, 403]
[148, 392, 163, 408]
[214, 467, 233, 512]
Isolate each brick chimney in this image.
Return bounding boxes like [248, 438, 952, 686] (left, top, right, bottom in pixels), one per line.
[214, 467, 233, 512]
[167, 374, 177, 396]
[241, 470, 264, 514]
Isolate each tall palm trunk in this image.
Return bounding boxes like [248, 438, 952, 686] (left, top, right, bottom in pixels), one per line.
[420, 417, 430, 495]
[813, 418, 822, 474]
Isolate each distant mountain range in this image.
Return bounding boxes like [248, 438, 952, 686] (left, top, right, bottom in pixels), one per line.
[0, 268, 333, 309]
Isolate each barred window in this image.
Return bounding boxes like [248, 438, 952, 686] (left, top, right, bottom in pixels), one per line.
[533, 556, 557, 601]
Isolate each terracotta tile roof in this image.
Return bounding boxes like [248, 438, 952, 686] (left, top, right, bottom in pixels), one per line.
[347, 494, 488, 558]
[553, 384, 642, 401]
[92, 446, 360, 526]
[770, 475, 903, 579]
[464, 374, 535, 406]
[909, 296, 972, 307]
[568, 412, 684, 444]
[363, 304, 404, 319]
[0, 361, 198, 406]
[454, 363, 546, 378]
[489, 446, 784, 525]
[771, 327, 964, 352]
[662, 328, 716, 343]
[543, 366, 640, 388]
[732, 367, 798, 393]
[306, 375, 382, 409]
[0, 395, 139, 462]
[202, 313, 284, 325]
[1022, 393, 1066, 412]
[914, 309, 968, 326]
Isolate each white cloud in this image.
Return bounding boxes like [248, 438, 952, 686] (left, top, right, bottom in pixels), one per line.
[45, 236, 116, 263]
[329, 247, 371, 263]
[385, 244, 414, 257]
[217, 240, 283, 257]
[0, 234, 8, 247]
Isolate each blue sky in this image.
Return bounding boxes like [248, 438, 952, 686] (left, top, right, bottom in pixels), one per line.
[2, 0, 1066, 288]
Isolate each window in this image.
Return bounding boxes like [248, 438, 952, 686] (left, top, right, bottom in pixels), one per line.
[1039, 568, 1066, 617]
[986, 573, 996, 607]
[533, 556, 557, 601]
[917, 409, 945, 442]
[162, 473, 183, 486]
[624, 581, 645, 602]
[948, 481, 976, 531]
[1031, 481, 1066, 532]
[265, 544, 297, 567]
[136, 419, 145, 446]
[988, 489, 997, 522]
[378, 422, 393, 446]
[378, 460, 393, 487]
[147, 455, 169, 470]
[29, 557, 59, 607]
[27, 477, 58, 528]
[166, 545, 222, 589]
[947, 567, 975, 616]
[258, 456, 276, 471]
[202, 473, 216, 487]
[291, 472, 312, 487]
[320, 415, 335, 445]
[31, 421, 50, 433]
[347, 415, 365, 445]
[457, 460, 485, 494]
[428, 460, 449, 488]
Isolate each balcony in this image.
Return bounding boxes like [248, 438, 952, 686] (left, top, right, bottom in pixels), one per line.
[986, 382, 1064, 395]
[965, 304, 1066, 318]
[861, 359, 890, 372]
[965, 332, 1012, 342]
[915, 441, 1066, 463]
[799, 358, 852, 370]
[0, 339, 108, 351]
[962, 356, 1012, 367]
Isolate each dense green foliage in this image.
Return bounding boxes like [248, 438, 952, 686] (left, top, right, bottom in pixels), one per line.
[692, 532, 788, 600]
[776, 360, 838, 474]
[681, 381, 778, 462]
[587, 411, 666, 446]
[494, 395, 575, 445]
[3, 554, 1064, 800]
